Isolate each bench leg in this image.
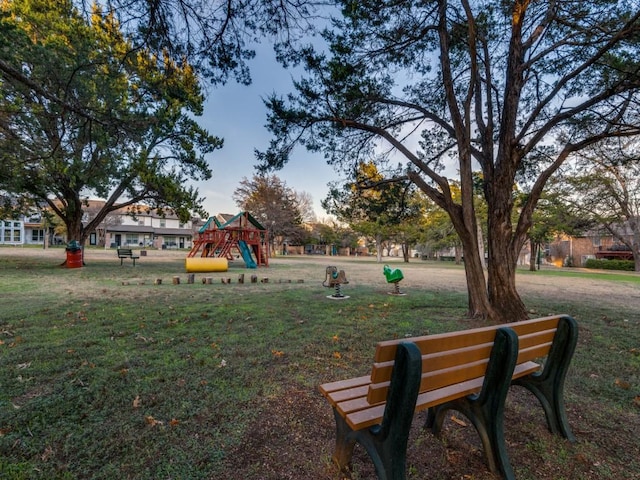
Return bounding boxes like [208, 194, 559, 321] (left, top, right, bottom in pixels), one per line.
[330, 342, 422, 480]
[120, 258, 124, 266]
[512, 315, 578, 442]
[425, 328, 518, 480]
[132, 258, 136, 266]
[332, 409, 357, 472]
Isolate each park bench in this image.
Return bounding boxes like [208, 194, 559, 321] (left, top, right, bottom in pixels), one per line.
[319, 314, 578, 480]
[117, 248, 140, 266]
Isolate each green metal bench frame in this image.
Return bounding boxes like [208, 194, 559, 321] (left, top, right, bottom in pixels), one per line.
[331, 328, 518, 480]
[117, 248, 140, 266]
[320, 315, 579, 480]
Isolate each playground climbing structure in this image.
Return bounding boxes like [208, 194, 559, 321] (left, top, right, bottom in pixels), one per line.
[188, 212, 269, 267]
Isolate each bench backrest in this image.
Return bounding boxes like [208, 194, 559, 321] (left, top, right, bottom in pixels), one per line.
[367, 315, 565, 405]
[118, 248, 133, 255]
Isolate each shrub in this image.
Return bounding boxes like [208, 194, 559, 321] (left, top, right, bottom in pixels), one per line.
[584, 258, 635, 271]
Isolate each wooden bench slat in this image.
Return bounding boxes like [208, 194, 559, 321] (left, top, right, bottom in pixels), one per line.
[512, 360, 541, 379]
[374, 328, 499, 362]
[339, 361, 542, 431]
[518, 329, 556, 349]
[371, 342, 495, 383]
[325, 385, 370, 406]
[372, 315, 562, 363]
[346, 377, 486, 430]
[508, 316, 560, 335]
[368, 358, 491, 404]
[319, 375, 370, 396]
[517, 342, 553, 363]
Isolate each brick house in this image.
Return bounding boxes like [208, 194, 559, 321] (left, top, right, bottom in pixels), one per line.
[548, 222, 637, 267]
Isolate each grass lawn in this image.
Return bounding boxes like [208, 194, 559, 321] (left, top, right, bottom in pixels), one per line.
[0, 248, 639, 479]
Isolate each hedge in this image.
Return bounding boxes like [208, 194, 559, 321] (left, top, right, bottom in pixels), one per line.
[584, 258, 635, 271]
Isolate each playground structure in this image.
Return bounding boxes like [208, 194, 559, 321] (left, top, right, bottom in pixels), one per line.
[187, 212, 269, 272]
[383, 264, 406, 295]
[323, 266, 349, 299]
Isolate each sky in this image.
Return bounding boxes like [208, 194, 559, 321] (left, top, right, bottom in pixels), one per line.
[193, 45, 342, 221]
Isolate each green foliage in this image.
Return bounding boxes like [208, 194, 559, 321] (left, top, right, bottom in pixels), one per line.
[0, 0, 220, 242]
[322, 162, 424, 258]
[584, 259, 635, 271]
[258, 0, 640, 319]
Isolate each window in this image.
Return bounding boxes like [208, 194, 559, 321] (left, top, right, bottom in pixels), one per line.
[126, 234, 139, 245]
[31, 229, 44, 242]
[0, 220, 23, 244]
[160, 219, 166, 227]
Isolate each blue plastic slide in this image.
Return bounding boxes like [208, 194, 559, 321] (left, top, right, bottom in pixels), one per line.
[237, 240, 257, 268]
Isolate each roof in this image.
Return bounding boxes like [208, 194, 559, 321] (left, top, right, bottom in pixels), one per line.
[219, 212, 266, 231]
[199, 212, 266, 233]
[154, 227, 194, 235]
[106, 225, 154, 233]
[106, 225, 193, 236]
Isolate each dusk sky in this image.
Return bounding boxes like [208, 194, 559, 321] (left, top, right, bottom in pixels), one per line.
[194, 43, 342, 220]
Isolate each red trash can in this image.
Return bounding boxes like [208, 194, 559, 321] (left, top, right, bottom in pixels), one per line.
[65, 241, 83, 268]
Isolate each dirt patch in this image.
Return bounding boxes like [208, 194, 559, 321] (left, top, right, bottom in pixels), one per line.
[221, 382, 639, 480]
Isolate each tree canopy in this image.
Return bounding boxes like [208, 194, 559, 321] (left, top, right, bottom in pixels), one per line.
[258, 0, 640, 321]
[232, 174, 308, 251]
[322, 161, 421, 262]
[0, 0, 321, 93]
[0, 0, 221, 246]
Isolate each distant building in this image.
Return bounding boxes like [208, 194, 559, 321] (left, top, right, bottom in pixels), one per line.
[0, 213, 61, 246]
[548, 221, 637, 267]
[103, 206, 196, 249]
[0, 218, 24, 245]
[2, 202, 198, 249]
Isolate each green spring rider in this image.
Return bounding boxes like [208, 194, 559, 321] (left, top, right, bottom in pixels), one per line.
[383, 264, 406, 295]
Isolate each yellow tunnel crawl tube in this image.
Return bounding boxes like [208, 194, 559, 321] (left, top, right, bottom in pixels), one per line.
[185, 257, 228, 273]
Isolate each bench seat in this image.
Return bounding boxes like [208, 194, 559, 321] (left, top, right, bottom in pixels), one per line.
[322, 360, 540, 431]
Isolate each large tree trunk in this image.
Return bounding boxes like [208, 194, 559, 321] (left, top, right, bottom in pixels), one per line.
[62, 213, 86, 266]
[632, 223, 640, 272]
[454, 213, 496, 320]
[486, 211, 528, 322]
[459, 234, 495, 320]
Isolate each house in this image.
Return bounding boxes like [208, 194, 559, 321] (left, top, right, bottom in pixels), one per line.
[102, 205, 197, 249]
[548, 222, 637, 267]
[0, 218, 24, 245]
[0, 213, 62, 246]
[2, 202, 198, 249]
